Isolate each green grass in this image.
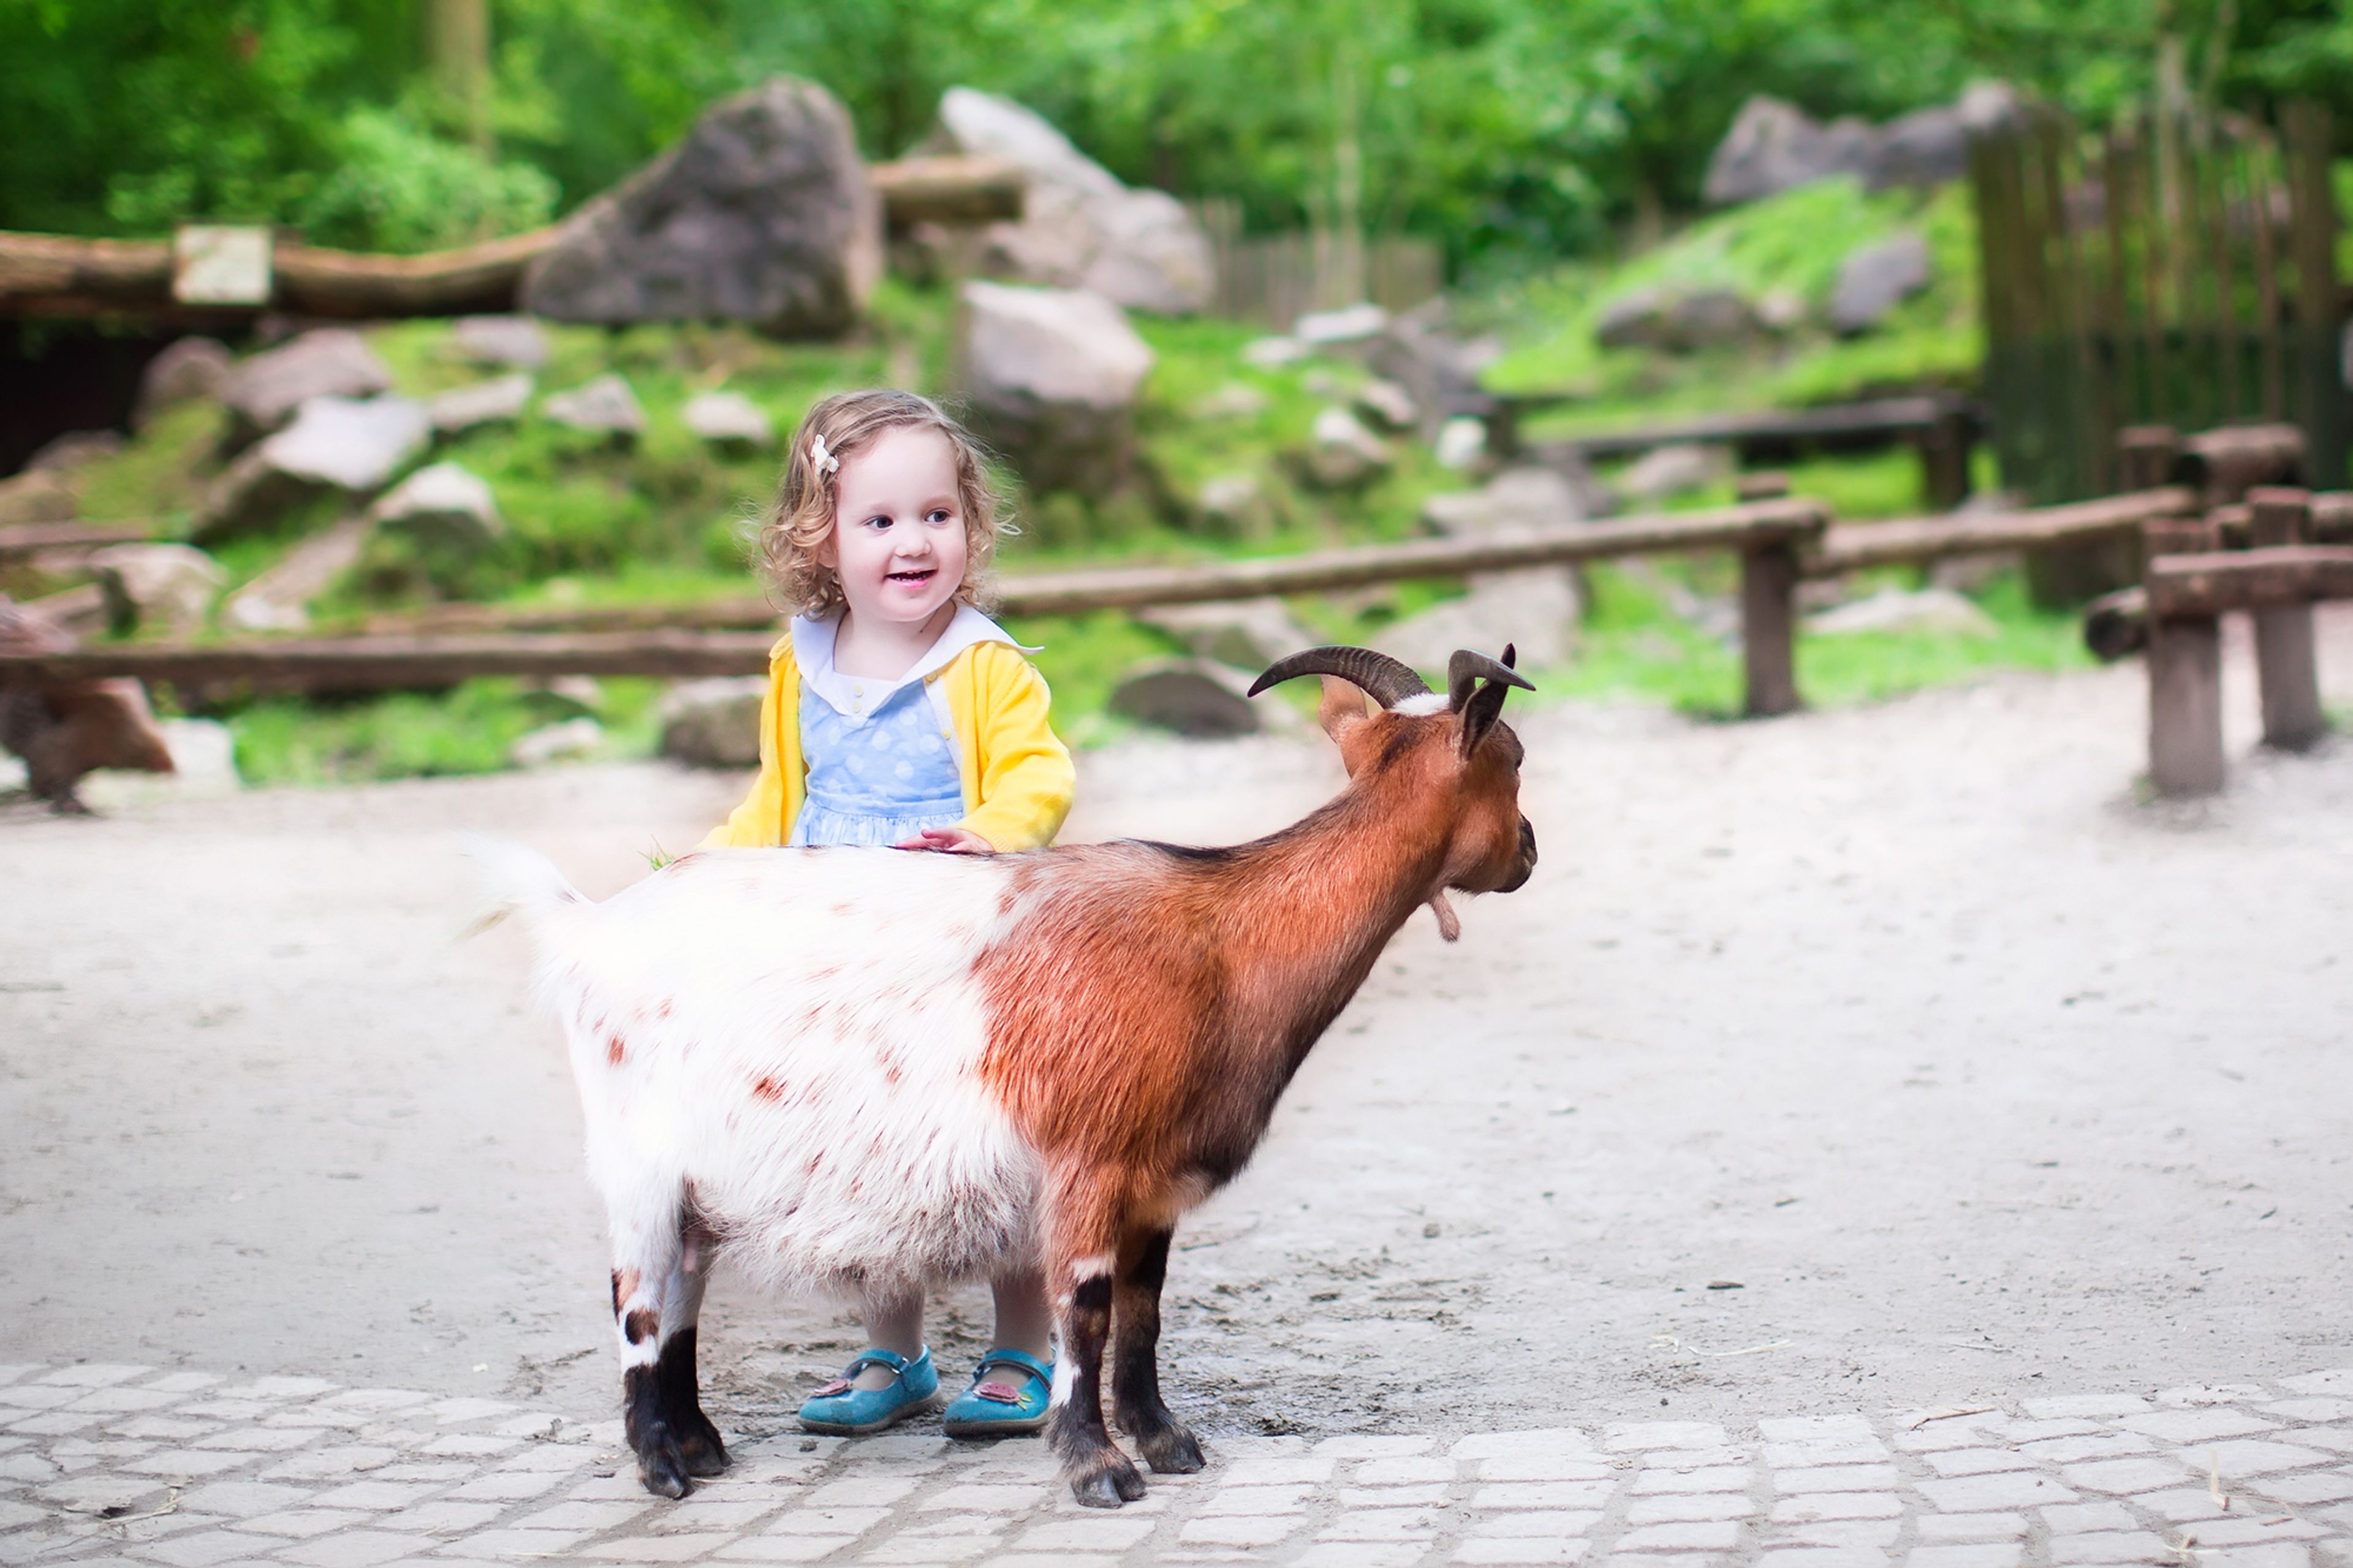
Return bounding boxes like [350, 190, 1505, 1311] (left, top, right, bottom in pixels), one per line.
[224, 676, 668, 785]
[1483, 178, 1982, 425]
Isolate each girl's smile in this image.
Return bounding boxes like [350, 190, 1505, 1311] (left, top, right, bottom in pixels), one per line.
[819, 425, 971, 678]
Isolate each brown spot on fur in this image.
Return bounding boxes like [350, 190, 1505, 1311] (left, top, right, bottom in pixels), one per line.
[624, 1308, 659, 1345]
[655, 999, 673, 1020]
[750, 1075, 783, 1102]
[610, 1270, 624, 1316]
[610, 1268, 640, 1316]
[607, 1036, 626, 1067]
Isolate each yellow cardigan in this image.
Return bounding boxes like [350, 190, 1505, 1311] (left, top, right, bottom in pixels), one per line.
[701, 634, 1075, 852]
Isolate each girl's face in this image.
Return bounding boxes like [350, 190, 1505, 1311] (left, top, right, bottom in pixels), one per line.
[818, 425, 969, 629]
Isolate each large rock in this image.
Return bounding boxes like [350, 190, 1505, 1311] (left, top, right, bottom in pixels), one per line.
[0, 468, 75, 526]
[1193, 473, 1277, 537]
[1301, 406, 1392, 490]
[523, 77, 881, 337]
[1869, 106, 1970, 190]
[1828, 232, 1933, 335]
[88, 544, 224, 635]
[682, 390, 775, 450]
[510, 717, 604, 769]
[1108, 658, 1266, 737]
[25, 431, 123, 472]
[1594, 287, 1763, 354]
[543, 374, 646, 442]
[369, 462, 502, 555]
[1423, 466, 1590, 536]
[134, 336, 233, 429]
[218, 329, 395, 444]
[1616, 442, 1734, 505]
[958, 281, 1154, 496]
[1363, 299, 1501, 438]
[930, 88, 1213, 316]
[196, 395, 431, 542]
[659, 676, 768, 767]
[452, 315, 549, 369]
[1704, 96, 1879, 206]
[1136, 598, 1316, 670]
[428, 373, 534, 436]
[1375, 570, 1582, 672]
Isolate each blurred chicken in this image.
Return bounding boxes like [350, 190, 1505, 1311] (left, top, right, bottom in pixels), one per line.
[0, 595, 175, 813]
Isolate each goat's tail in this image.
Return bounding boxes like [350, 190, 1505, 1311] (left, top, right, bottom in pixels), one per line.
[458, 834, 589, 943]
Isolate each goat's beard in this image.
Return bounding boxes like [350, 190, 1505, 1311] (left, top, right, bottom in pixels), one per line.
[1427, 890, 1461, 942]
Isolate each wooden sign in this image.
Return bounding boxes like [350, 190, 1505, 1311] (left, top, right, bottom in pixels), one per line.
[172, 225, 273, 306]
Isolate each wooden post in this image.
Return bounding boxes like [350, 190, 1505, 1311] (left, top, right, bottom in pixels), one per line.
[1740, 541, 1802, 718]
[1735, 472, 1791, 501]
[2247, 486, 2327, 749]
[2148, 613, 2226, 795]
[1915, 403, 1976, 512]
[2117, 425, 2181, 490]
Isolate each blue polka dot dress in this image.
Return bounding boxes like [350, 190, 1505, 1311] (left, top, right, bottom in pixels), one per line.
[788, 677, 966, 849]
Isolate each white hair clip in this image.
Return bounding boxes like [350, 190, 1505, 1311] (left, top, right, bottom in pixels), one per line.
[809, 433, 839, 477]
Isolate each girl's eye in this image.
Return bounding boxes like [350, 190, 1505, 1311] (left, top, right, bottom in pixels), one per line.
[926, 509, 953, 526]
[863, 515, 892, 531]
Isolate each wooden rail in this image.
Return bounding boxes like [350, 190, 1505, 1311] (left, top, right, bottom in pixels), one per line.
[1808, 487, 2195, 575]
[0, 156, 1023, 320]
[0, 521, 155, 561]
[0, 630, 778, 691]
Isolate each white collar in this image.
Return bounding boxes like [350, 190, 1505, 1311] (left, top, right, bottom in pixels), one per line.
[792, 604, 1039, 713]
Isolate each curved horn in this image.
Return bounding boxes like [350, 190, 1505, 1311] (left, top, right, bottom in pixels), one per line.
[1447, 647, 1537, 711]
[1248, 645, 1432, 708]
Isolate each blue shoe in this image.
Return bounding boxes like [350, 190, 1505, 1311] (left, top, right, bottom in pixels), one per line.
[941, 1347, 1055, 1438]
[797, 1347, 939, 1436]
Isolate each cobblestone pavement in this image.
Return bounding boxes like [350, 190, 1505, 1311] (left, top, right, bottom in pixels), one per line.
[11, 1359, 2353, 1568]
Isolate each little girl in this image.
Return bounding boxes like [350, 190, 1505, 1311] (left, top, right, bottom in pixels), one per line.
[702, 389, 1074, 1437]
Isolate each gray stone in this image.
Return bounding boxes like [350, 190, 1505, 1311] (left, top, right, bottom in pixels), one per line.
[368, 463, 502, 556]
[523, 76, 881, 337]
[1828, 232, 1933, 335]
[1194, 473, 1278, 537]
[542, 375, 646, 441]
[451, 316, 549, 369]
[681, 391, 775, 450]
[1109, 658, 1267, 737]
[223, 517, 375, 633]
[1242, 336, 1310, 368]
[1617, 442, 1734, 504]
[509, 718, 604, 770]
[1374, 569, 1581, 672]
[1424, 466, 1587, 536]
[1704, 96, 1878, 206]
[1870, 105, 1971, 189]
[658, 677, 769, 768]
[25, 431, 123, 472]
[1596, 287, 1762, 353]
[1136, 598, 1316, 670]
[134, 336, 234, 429]
[1434, 417, 1488, 471]
[196, 396, 431, 542]
[1195, 382, 1271, 420]
[958, 281, 1154, 496]
[88, 544, 225, 635]
[1302, 406, 1392, 490]
[0, 467, 75, 526]
[1355, 379, 1419, 433]
[1295, 303, 1389, 346]
[428, 374, 534, 436]
[930, 88, 1213, 315]
[219, 330, 395, 443]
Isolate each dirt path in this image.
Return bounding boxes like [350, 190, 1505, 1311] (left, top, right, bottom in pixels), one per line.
[5, 612, 2350, 1445]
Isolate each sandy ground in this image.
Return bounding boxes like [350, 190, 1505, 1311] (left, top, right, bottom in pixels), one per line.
[4, 612, 2351, 1447]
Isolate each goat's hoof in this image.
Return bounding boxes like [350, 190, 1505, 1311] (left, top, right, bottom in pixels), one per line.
[1140, 1424, 1206, 1474]
[1067, 1452, 1148, 1508]
[635, 1436, 692, 1499]
[678, 1418, 730, 1478]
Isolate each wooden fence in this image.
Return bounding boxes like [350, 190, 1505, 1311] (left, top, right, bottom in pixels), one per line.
[1970, 98, 2346, 510]
[1191, 200, 1444, 329]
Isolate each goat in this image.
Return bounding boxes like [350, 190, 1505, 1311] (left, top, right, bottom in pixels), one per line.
[474, 643, 1537, 1507]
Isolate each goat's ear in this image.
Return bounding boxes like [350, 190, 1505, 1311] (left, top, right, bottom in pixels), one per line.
[1459, 678, 1512, 759]
[1317, 676, 1373, 743]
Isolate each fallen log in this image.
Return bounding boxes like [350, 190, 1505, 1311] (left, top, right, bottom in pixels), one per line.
[2082, 586, 2148, 662]
[0, 156, 1026, 320]
[1806, 487, 2197, 575]
[0, 629, 779, 692]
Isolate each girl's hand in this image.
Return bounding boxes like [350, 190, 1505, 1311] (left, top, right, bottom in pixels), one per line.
[893, 825, 994, 855]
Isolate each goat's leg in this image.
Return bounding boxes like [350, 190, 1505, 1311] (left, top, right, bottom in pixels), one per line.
[1044, 1218, 1146, 1507]
[610, 1205, 694, 1498]
[655, 1235, 727, 1479]
[1110, 1228, 1203, 1473]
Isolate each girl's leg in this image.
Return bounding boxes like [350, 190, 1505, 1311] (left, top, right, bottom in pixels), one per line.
[849, 1287, 926, 1390]
[990, 1267, 1054, 1364]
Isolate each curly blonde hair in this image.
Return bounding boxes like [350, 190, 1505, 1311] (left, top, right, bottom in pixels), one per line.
[760, 390, 1004, 619]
